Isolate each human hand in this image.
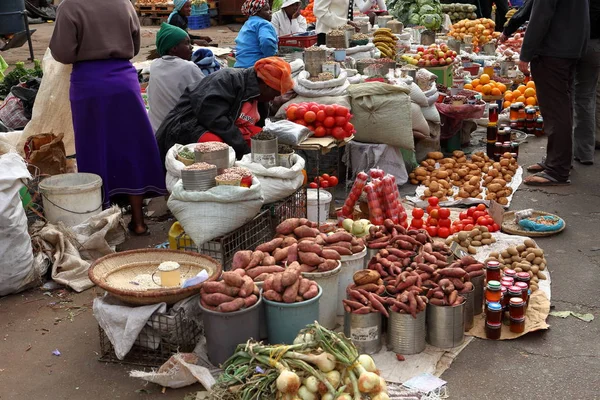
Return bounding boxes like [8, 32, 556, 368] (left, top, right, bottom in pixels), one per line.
[498, 33, 508, 43]
[518, 60, 530, 76]
[348, 21, 360, 32]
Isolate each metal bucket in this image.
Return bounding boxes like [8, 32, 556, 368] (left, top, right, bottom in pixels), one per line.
[251, 137, 278, 168]
[426, 301, 465, 348]
[387, 308, 426, 355]
[344, 311, 382, 354]
[278, 151, 295, 168]
[181, 167, 217, 192]
[194, 147, 229, 173]
[462, 287, 475, 331]
[471, 274, 484, 315]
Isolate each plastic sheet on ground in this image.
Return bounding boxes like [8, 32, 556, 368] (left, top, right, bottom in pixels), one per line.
[130, 353, 215, 389]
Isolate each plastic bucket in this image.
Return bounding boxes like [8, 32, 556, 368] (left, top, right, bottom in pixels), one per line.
[200, 295, 262, 365]
[39, 173, 103, 227]
[343, 311, 382, 354]
[366, 247, 379, 269]
[302, 262, 341, 329]
[337, 248, 367, 315]
[307, 189, 332, 224]
[264, 286, 321, 344]
[471, 274, 485, 315]
[387, 308, 426, 355]
[463, 287, 475, 331]
[426, 301, 465, 348]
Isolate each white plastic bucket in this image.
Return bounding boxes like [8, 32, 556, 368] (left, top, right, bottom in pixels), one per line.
[307, 189, 332, 224]
[337, 247, 367, 315]
[39, 173, 103, 226]
[302, 262, 341, 329]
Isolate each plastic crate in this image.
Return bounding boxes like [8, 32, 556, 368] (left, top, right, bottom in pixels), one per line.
[278, 32, 318, 49]
[188, 14, 210, 29]
[261, 187, 307, 229]
[98, 307, 201, 367]
[176, 209, 273, 270]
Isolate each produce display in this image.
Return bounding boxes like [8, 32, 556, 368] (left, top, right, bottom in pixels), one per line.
[441, 3, 478, 23]
[213, 324, 389, 399]
[463, 74, 508, 97]
[343, 270, 390, 316]
[300, 0, 316, 24]
[448, 18, 501, 48]
[446, 225, 497, 254]
[451, 204, 500, 233]
[0, 60, 42, 99]
[389, 0, 444, 31]
[373, 28, 398, 60]
[484, 238, 547, 293]
[497, 31, 524, 55]
[401, 43, 457, 67]
[309, 173, 339, 189]
[200, 271, 260, 312]
[364, 218, 431, 250]
[285, 102, 355, 140]
[262, 264, 320, 303]
[341, 218, 373, 238]
[503, 81, 537, 109]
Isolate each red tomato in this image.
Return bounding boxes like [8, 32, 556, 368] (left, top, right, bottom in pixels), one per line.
[320, 180, 330, 188]
[438, 208, 450, 219]
[321, 174, 330, 180]
[438, 227, 450, 238]
[451, 225, 461, 233]
[462, 217, 474, 225]
[399, 211, 407, 222]
[473, 210, 486, 220]
[411, 218, 424, 229]
[307, 125, 315, 132]
[412, 208, 425, 218]
[316, 110, 326, 122]
[427, 217, 438, 226]
[324, 105, 336, 116]
[304, 111, 317, 123]
[344, 122, 355, 133]
[323, 117, 336, 128]
[318, 104, 326, 110]
[491, 223, 500, 232]
[429, 209, 439, 219]
[286, 106, 297, 120]
[314, 126, 326, 137]
[327, 176, 339, 186]
[335, 106, 349, 117]
[295, 106, 307, 120]
[295, 119, 307, 126]
[438, 218, 451, 228]
[459, 211, 468, 220]
[467, 206, 477, 217]
[485, 216, 495, 226]
[332, 127, 346, 140]
[426, 226, 438, 237]
[310, 105, 320, 114]
[335, 116, 348, 127]
[463, 224, 474, 231]
[342, 205, 352, 215]
[476, 216, 488, 225]
[325, 128, 333, 136]
[309, 182, 318, 189]
[428, 197, 439, 206]
[476, 203, 487, 212]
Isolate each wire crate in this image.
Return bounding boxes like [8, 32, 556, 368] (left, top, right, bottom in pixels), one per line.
[297, 147, 341, 182]
[176, 209, 273, 270]
[261, 187, 307, 229]
[98, 307, 201, 367]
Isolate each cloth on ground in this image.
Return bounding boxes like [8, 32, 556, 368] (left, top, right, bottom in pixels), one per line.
[344, 141, 409, 186]
[130, 353, 216, 389]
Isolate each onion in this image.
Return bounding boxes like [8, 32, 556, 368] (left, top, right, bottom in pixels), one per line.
[286, 352, 337, 373]
[297, 386, 317, 400]
[321, 394, 334, 400]
[336, 394, 352, 400]
[293, 333, 314, 345]
[370, 392, 390, 400]
[277, 370, 301, 394]
[358, 355, 377, 373]
[325, 370, 341, 389]
[378, 376, 387, 394]
[303, 376, 319, 393]
[357, 371, 381, 394]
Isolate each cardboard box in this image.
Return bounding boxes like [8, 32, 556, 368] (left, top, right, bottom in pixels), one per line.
[426, 65, 453, 87]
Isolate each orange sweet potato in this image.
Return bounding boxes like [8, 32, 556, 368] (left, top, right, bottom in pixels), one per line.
[239, 276, 255, 297]
[298, 251, 325, 266]
[325, 232, 353, 244]
[281, 270, 300, 287]
[321, 249, 341, 260]
[246, 266, 285, 279]
[283, 278, 300, 303]
[246, 251, 265, 270]
[317, 259, 339, 272]
[281, 236, 298, 247]
[294, 225, 319, 238]
[202, 282, 239, 296]
[298, 277, 311, 296]
[203, 293, 235, 306]
[218, 298, 245, 312]
[276, 218, 301, 235]
[262, 255, 277, 266]
[303, 282, 319, 299]
[325, 245, 352, 256]
[264, 290, 283, 302]
[273, 246, 291, 262]
[256, 238, 284, 253]
[298, 241, 323, 254]
[232, 250, 252, 270]
[243, 294, 258, 308]
[287, 243, 298, 264]
[222, 271, 244, 288]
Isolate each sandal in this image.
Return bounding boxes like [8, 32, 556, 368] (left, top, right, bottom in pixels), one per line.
[524, 171, 570, 186]
[526, 157, 546, 173]
[128, 221, 151, 236]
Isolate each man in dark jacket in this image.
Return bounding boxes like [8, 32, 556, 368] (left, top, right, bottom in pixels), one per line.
[478, 0, 509, 32]
[520, 0, 589, 185]
[499, 0, 532, 42]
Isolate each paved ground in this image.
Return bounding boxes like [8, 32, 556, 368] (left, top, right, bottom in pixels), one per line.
[2, 22, 600, 400]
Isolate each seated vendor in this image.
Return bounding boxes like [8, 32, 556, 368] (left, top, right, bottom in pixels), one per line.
[234, 0, 278, 68]
[168, 0, 213, 46]
[271, 0, 308, 37]
[148, 23, 205, 133]
[155, 57, 294, 161]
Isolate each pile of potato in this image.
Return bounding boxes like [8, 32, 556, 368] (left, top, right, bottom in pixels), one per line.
[482, 153, 518, 205]
[200, 271, 260, 313]
[484, 238, 547, 292]
[262, 263, 320, 303]
[445, 226, 496, 254]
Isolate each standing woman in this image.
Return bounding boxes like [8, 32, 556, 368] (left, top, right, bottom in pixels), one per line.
[234, 0, 278, 68]
[50, 0, 167, 236]
[168, 0, 213, 46]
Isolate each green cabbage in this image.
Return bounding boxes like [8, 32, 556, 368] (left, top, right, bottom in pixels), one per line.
[409, 13, 421, 25]
[419, 4, 435, 14]
[420, 13, 441, 30]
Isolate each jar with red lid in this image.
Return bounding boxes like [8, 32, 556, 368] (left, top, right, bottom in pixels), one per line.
[509, 103, 520, 121]
[509, 297, 525, 319]
[486, 261, 501, 282]
[501, 286, 508, 310]
[486, 302, 503, 324]
[501, 277, 514, 286]
[485, 281, 502, 303]
[515, 272, 531, 288]
[515, 282, 529, 303]
[494, 142, 503, 161]
[486, 322, 502, 340]
[510, 317, 525, 333]
[508, 285, 522, 301]
[488, 104, 499, 124]
[504, 269, 516, 278]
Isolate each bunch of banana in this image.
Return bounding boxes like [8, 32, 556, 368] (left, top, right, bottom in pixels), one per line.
[504, 8, 517, 26]
[373, 28, 397, 59]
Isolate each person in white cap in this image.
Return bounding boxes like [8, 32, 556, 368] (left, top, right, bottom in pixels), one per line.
[271, 0, 307, 36]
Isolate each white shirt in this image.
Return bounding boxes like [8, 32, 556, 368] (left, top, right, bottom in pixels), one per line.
[147, 56, 205, 133]
[313, 0, 349, 35]
[354, 0, 386, 13]
[271, 9, 308, 36]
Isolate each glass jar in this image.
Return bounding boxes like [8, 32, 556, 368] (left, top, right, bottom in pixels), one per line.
[502, 142, 511, 155]
[486, 124, 498, 141]
[515, 272, 531, 289]
[526, 108, 536, 121]
[485, 281, 502, 303]
[511, 142, 519, 158]
[501, 286, 508, 310]
[515, 281, 529, 303]
[501, 277, 514, 286]
[516, 119, 525, 130]
[508, 285, 522, 303]
[486, 322, 502, 340]
[487, 140, 497, 159]
[517, 102, 526, 120]
[510, 103, 520, 121]
[504, 268, 516, 278]
[486, 260, 501, 282]
[488, 104, 499, 124]
[510, 121, 518, 131]
[486, 302, 503, 324]
[510, 317, 525, 333]
[494, 142, 503, 161]
[509, 297, 525, 319]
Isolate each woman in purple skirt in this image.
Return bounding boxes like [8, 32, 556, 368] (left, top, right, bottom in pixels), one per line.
[50, 0, 167, 235]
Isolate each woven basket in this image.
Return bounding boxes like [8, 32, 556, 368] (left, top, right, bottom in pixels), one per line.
[89, 249, 222, 305]
[501, 210, 565, 237]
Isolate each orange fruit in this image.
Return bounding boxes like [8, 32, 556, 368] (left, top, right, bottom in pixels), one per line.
[475, 84, 484, 93]
[482, 84, 492, 95]
[516, 95, 527, 103]
[517, 85, 527, 94]
[525, 97, 537, 106]
[471, 78, 480, 87]
[491, 88, 502, 96]
[480, 74, 491, 84]
[503, 101, 512, 109]
[464, 83, 473, 90]
[504, 94, 513, 102]
[524, 88, 536, 98]
[526, 81, 536, 89]
[498, 83, 507, 93]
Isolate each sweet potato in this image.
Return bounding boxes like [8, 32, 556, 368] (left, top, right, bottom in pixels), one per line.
[303, 282, 319, 299]
[321, 249, 341, 260]
[325, 245, 352, 256]
[298, 241, 322, 254]
[298, 277, 311, 296]
[317, 259, 339, 272]
[464, 263, 484, 273]
[343, 299, 364, 310]
[460, 281, 474, 293]
[217, 297, 245, 312]
[396, 276, 417, 291]
[287, 243, 298, 264]
[203, 293, 235, 306]
[256, 238, 284, 253]
[283, 278, 300, 303]
[299, 264, 316, 273]
[325, 232, 353, 244]
[319, 223, 337, 233]
[264, 290, 283, 302]
[281, 236, 298, 247]
[351, 245, 365, 254]
[232, 269, 246, 277]
[272, 273, 284, 293]
[429, 298, 446, 306]
[354, 270, 380, 286]
[468, 270, 485, 278]
[243, 294, 258, 308]
[298, 218, 310, 226]
[281, 270, 300, 287]
[200, 298, 217, 311]
[347, 288, 368, 304]
[294, 225, 319, 238]
[246, 266, 285, 279]
[353, 306, 371, 314]
[438, 268, 467, 278]
[232, 250, 252, 270]
[315, 235, 326, 245]
[202, 281, 239, 296]
[299, 251, 324, 267]
[448, 290, 458, 305]
[276, 218, 301, 235]
[263, 275, 274, 292]
[247, 251, 266, 270]
[222, 271, 244, 288]
[273, 246, 291, 263]
[367, 292, 389, 318]
[239, 276, 255, 297]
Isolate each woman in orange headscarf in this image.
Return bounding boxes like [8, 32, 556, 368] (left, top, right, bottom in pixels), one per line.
[156, 57, 294, 161]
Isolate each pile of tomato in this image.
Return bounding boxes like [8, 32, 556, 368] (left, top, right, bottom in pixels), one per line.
[285, 102, 355, 141]
[309, 173, 339, 189]
[453, 204, 500, 233]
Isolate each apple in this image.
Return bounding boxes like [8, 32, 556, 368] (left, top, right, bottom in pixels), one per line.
[440, 44, 448, 52]
[418, 51, 424, 56]
[414, 55, 421, 61]
[446, 57, 453, 64]
[425, 60, 431, 66]
[439, 58, 446, 66]
[430, 58, 439, 66]
[452, 51, 457, 57]
[410, 59, 418, 66]
[417, 59, 426, 67]
[417, 46, 424, 52]
[438, 51, 445, 58]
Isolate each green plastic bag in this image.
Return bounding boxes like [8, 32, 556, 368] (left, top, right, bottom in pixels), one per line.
[0, 55, 8, 82]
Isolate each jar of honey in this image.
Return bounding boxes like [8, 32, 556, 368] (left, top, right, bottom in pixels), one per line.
[485, 281, 502, 303]
[494, 142, 503, 161]
[486, 124, 498, 141]
[502, 142, 511, 154]
[486, 260, 501, 282]
[517, 102, 526, 120]
[486, 322, 502, 340]
[487, 140, 497, 159]
[508, 285, 523, 303]
[535, 117, 544, 136]
[488, 103, 499, 124]
[515, 272, 531, 289]
[511, 142, 519, 158]
[497, 126, 510, 142]
[526, 107, 536, 121]
[516, 119, 525, 130]
[510, 317, 525, 333]
[515, 282, 529, 303]
[501, 286, 508, 309]
[504, 268, 516, 278]
[510, 103, 520, 121]
[509, 297, 525, 319]
[486, 302, 503, 324]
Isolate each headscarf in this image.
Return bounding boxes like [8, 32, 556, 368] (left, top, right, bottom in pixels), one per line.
[241, 0, 268, 16]
[192, 48, 221, 76]
[156, 23, 189, 56]
[254, 57, 294, 94]
[167, 0, 189, 23]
